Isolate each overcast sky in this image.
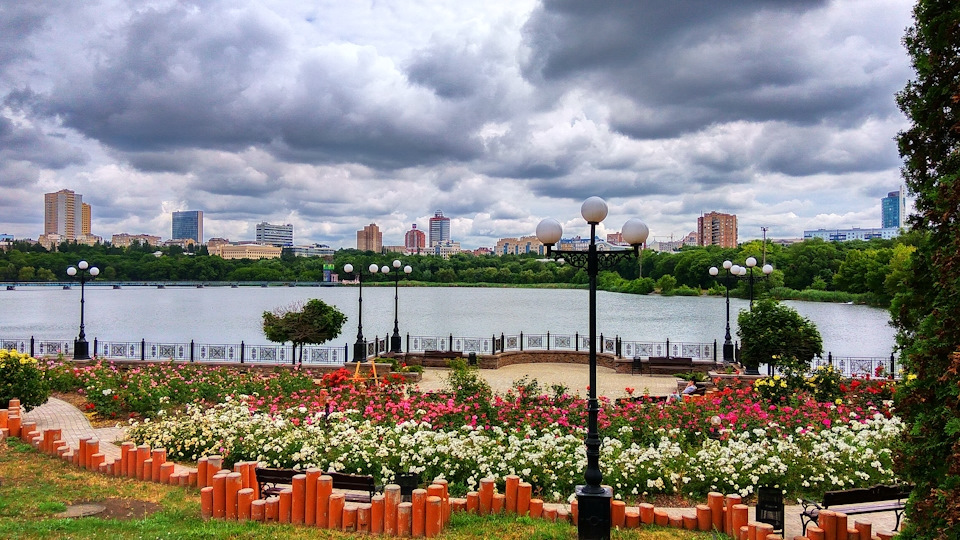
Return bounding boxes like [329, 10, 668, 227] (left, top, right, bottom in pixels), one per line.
[1, 0, 915, 249]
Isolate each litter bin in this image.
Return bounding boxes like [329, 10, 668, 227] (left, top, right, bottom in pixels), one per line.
[468, 352, 477, 366]
[756, 486, 784, 532]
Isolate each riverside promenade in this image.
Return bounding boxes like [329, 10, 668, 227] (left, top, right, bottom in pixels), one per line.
[20, 366, 904, 537]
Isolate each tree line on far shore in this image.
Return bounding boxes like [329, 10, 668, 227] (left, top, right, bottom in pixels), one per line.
[0, 233, 915, 307]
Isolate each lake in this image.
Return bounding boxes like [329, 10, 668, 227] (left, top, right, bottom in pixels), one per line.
[0, 285, 896, 358]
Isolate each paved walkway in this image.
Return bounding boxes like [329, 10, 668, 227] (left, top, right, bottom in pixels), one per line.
[20, 379, 903, 537]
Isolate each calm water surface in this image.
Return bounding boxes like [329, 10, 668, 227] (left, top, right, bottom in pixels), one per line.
[0, 286, 895, 357]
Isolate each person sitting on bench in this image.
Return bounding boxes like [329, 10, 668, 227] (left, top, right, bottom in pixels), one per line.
[667, 380, 698, 402]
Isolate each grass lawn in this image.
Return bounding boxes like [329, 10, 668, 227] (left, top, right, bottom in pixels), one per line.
[0, 438, 714, 539]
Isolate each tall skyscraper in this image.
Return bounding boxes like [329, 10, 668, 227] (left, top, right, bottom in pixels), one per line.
[429, 210, 450, 247]
[255, 222, 294, 246]
[881, 185, 907, 228]
[81, 203, 91, 236]
[697, 211, 738, 248]
[172, 210, 203, 243]
[44, 189, 84, 240]
[357, 223, 382, 252]
[405, 224, 426, 253]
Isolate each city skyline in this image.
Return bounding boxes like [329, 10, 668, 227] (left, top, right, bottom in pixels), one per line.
[1, 2, 914, 249]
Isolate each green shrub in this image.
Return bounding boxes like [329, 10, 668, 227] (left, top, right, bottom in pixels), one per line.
[0, 349, 51, 411]
[445, 359, 491, 400]
[675, 371, 707, 382]
[805, 364, 845, 403]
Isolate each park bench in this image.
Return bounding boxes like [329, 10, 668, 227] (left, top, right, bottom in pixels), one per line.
[800, 484, 912, 534]
[255, 468, 379, 503]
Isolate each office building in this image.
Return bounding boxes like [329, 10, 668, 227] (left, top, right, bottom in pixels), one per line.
[803, 227, 901, 242]
[495, 235, 546, 256]
[172, 210, 203, 243]
[697, 212, 738, 248]
[213, 243, 282, 260]
[881, 185, 907, 229]
[433, 241, 461, 259]
[44, 189, 84, 241]
[357, 223, 382, 252]
[255, 222, 294, 246]
[81, 203, 91, 236]
[111, 233, 161, 248]
[289, 244, 335, 257]
[429, 210, 450, 247]
[405, 224, 426, 253]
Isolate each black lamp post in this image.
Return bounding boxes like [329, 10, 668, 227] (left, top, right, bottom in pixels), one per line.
[708, 260, 736, 364]
[734, 256, 774, 309]
[537, 197, 648, 540]
[67, 260, 99, 360]
[343, 262, 380, 362]
[383, 259, 413, 354]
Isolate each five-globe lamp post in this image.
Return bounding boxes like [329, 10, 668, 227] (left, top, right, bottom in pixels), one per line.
[383, 260, 413, 354]
[343, 262, 380, 362]
[708, 260, 737, 364]
[536, 196, 648, 540]
[67, 260, 99, 360]
[737, 256, 774, 309]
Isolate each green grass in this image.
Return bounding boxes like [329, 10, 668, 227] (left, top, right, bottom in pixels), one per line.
[0, 438, 711, 539]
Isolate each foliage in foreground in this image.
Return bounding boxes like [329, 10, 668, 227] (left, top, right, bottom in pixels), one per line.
[892, 0, 960, 537]
[0, 349, 50, 411]
[0, 438, 706, 540]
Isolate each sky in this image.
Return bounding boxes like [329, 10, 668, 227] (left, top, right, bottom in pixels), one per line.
[0, 0, 916, 249]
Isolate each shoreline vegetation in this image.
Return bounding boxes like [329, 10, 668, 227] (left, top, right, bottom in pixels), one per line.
[1, 234, 912, 309]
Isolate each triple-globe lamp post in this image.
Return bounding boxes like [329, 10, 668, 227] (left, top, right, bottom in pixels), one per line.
[708, 260, 737, 364]
[67, 260, 99, 360]
[536, 196, 648, 540]
[382, 260, 413, 354]
[737, 256, 773, 309]
[343, 262, 380, 362]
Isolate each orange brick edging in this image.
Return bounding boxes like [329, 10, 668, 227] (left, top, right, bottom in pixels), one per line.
[2, 396, 901, 539]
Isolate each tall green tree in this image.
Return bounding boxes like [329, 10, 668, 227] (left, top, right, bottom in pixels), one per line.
[892, 1, 960, 536]
[262, 299, 347, 363]
[736, 299, 822, 374]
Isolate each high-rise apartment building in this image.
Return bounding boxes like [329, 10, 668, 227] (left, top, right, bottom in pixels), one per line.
[697, 212, 738, 248]
[357, 223, 382, 252]
[881, 185, 907, 229]
[44, 189, 84, 240]
[81, 203, 91, 236]
[172, 210, 203, 243]
[255, 222, 294, 246]
[405, 224, 426, 253]
[429, 210, 450, 247]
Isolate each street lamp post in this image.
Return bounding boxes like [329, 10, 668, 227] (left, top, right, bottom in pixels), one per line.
[67, 260, 99, 360]
[537, 197, 648, 540]
[384, 260, 413, 354]
[708, 260, 736, 364]
[735, 256, 774, 309]
[343, 262, 380, 362]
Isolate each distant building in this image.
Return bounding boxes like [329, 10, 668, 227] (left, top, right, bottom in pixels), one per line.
[288, 244, 335, 258]
[81, 203, 91, 236]
[433, 241, 461, 259]
[206, 237, 231, 249]
[697, 212, 738, 248]
[495, 235, 545, 256]
[881, 185, 907, 229]
[429, 211, 450, 247]
[162, 238, 197, 249]
[472, 247, 493, 256]
[111, 233, 161, 248]
[405, 224, 426, 253]
[255, 222, 293, 246]
[803, 228, 901, 242]
[38, 233, 62, 251]
[172, 210, 203, 243]
[357, 223, 382, 252]
[606, 232, 624, 245]
[44, 189, 84, 241]
[0, 234, 12, 252]
[213, 243, 282, 260]
[383, 245, 406, 254]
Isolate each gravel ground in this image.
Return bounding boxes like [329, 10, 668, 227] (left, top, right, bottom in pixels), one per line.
[412, 363, 680, 399]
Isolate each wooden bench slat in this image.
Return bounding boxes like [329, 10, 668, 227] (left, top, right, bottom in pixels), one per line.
[255, 467, 377, 502]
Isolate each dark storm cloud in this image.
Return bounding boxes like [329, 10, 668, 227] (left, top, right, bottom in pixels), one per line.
[0, 3, 50, 71]
[520, 0, 902, 140]
[0, 113, 87, 171]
